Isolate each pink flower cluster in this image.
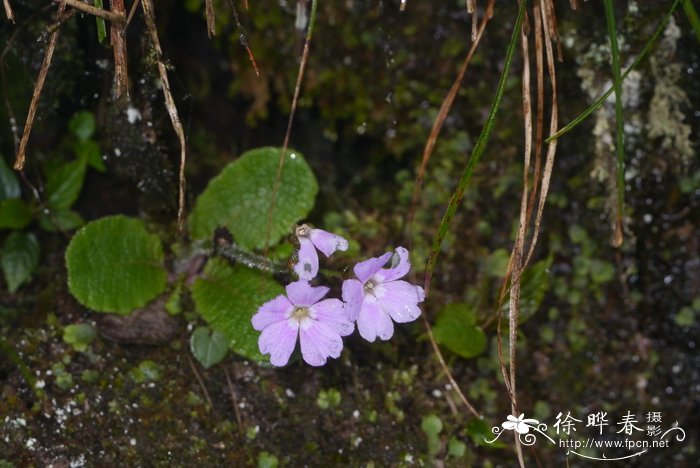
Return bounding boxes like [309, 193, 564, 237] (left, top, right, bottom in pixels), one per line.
[252, 226, 425, 366]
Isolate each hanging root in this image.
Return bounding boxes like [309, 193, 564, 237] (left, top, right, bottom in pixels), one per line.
[141, 0, 188, 233]
[14, 0, 67, 170]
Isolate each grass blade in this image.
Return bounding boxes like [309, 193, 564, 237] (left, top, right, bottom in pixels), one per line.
[683, 0, 700, 43]
[424, 0, 527, 296]
[546, 0, 682, 143]
[604, 0, 625, 247]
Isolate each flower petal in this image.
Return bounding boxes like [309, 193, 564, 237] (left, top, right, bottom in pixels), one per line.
[341, 278, 364, 322]
[294, 237, 319, 280]
[309, 229, 349, 257]
[377, 280, 424, 323]
[299, 321, 344, 366]
[285, 280, 329, 307]
[374, 246, 411, 283]
[310, 298, 354, 336]
[357, 297, 394, 342]
[251, 295, 294, 330]
[353, 251, 392, 283]
[258, 320, 298, 366]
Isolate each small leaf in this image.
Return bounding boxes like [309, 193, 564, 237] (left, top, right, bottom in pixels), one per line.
[75, 139, 106, 172]
[433, 303, 487, 359]
[63, 323, 97, 352]
[257, 452, 279, 468]
[421, 414, 443, 456]
[65, 215, 167, 314]
[0, 155, 20, 200]
[38, 209, 84, 232]
[190, 326, 229, 368]
[190, 147, 318, 251]
[45, 158, 87, 210]
[192, 258, 284, 361]
[93, 0, 107, 43]
[0, 199, 32, 229]
[68, 111, 96, 141]
[447, 437, 467, 458]
[1, 232, 39, 293]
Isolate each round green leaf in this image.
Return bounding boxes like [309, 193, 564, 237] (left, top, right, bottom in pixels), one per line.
[189, 147, 318, 250]
[190, 326, 229, 368]
[45, 159, 87, 210]
[192, 258, 284, 361]
[66, 215, 167, 314]
[1, 231, 39, 293]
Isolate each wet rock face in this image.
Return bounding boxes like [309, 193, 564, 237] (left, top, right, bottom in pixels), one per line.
[103, 94, 177, 220]
[98, 296, 178, 345]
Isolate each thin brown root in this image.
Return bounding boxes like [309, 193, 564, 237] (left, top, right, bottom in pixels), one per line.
[263, 1, 314, 257]
[223, 366, 243, 430]
[187, 355, 213, 408]
[226, 0, 260, 76]
[14, 1, 67, 170]
[3, 0, 14, 22]
[141, 0, 188, 233]
[205, 0, 216, 37]
[123, 0, 140, 32]
[421, 314, 480, 418]
[63, 0, 125, 24]
[406, 0, 495, 244]
[110, 0, 128, 98]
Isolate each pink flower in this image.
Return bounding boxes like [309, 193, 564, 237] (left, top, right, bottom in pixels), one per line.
[293, 224, 348, 280]
[252, 280, 353, 366]
[342, 247, 424, 342]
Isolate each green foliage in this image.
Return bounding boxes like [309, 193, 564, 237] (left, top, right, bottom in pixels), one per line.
[257, 452, 279, 468]
[190, 326, 229, 368]
[192, 258, 283, 361]
[63, 323, 97, 352]
[65, 216, 167, 314]
[0, 199, 32, 229]
[68, 111, 96, 142]
[1, 232, 39, 293]
[447, 437, 467, 458]
[433, 303, 487, 359]
[0, 155, 20, 200]
[130, 360, 162, 383]
[316, 388, 341, 409]
[421, 414, 443, 457]
[189, 147, 318, 250]
[45, 158, 87, 210]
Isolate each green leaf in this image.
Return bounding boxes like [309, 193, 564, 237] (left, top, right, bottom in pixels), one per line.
[68, 111, 96, 141]
[433, 303, 487, 359]
[447, 437, 467, 458]
[63, 323, 97, 352]
[94, 0, 107, 43]
[517, 257, 552, 322]
[421, 414, 443, 456]
[0, 155, 20, 200]
[189, 147, 318, 250]
[75, 139, 106, 172]
[257, 452, 279, 468]
[190, 326, 229, 368]
[1, 232, 39, 293]
[0, 199, 32, 229]
[38, 209, 84, 232]
[65, 215, 167, 314]
[192, 258, 284, 361]
[45, 158, 87, 209]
